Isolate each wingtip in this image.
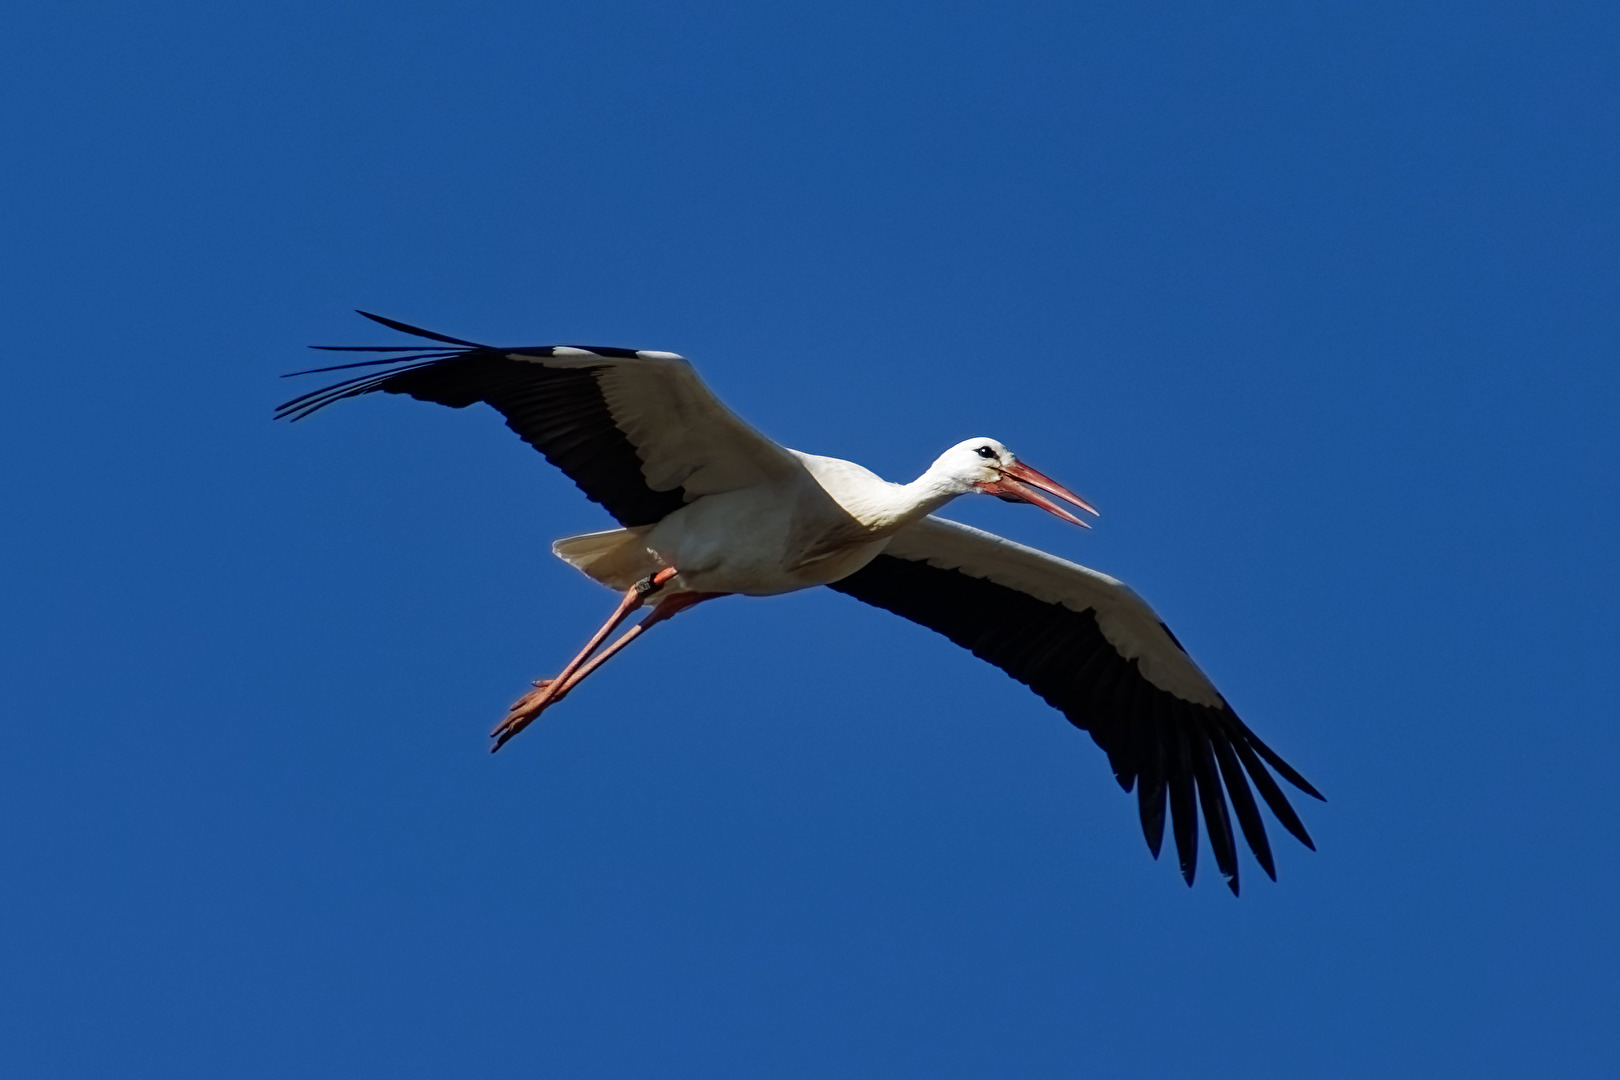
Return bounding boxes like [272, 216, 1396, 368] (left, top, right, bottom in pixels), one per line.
[1137, 774, 1167, 860]
[1229, 712, 1325, 802]
[351, 310, 487, 348]
[1279, 760, 1327, 802]
[1143, 813, 1165, 859]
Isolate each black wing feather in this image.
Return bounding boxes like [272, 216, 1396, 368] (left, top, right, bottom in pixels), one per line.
[828, 552, 1321, 891]
[1138, 764, 1168, 860]
[1168, 725, 1199, 885]
[1208, 727, 1275, 880]
[276, 317, 688, 527]
[354, 310, 487, 347]
[1189, 719, 1240, 895]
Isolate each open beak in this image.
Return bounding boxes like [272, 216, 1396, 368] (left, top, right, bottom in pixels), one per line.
[977, 461, 1101, 528]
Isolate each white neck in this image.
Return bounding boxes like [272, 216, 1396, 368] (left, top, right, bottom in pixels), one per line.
[841, 460, 970, 534]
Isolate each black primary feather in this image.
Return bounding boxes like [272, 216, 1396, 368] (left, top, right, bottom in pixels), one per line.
[827, 552, 1321, 891]
[277, 315, 688, 527]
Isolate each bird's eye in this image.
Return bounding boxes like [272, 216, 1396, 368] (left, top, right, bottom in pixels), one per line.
[975, 446, 997, 459]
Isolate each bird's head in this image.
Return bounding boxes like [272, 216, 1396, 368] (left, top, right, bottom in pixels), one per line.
[935, 438, 1100, 528]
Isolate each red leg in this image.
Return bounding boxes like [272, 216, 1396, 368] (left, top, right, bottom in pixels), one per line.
[490, 588, 723, 752]
[492, 568, 677, 747]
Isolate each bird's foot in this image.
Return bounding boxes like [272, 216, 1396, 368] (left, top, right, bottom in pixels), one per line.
[491, 679, 565, 751]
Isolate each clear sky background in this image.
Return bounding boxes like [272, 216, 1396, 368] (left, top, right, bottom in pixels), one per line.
[3, 1, 1617, 1076]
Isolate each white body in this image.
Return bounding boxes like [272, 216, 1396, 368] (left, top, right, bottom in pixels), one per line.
[556, 449, 959, 596]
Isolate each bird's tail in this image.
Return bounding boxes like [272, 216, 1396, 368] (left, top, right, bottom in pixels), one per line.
[552, 528, 659, 592]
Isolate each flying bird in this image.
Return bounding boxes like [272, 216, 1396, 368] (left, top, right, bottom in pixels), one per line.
[279, 311, 1322, 893]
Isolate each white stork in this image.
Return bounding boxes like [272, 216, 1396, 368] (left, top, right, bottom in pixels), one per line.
[279, 311, 1322, 893]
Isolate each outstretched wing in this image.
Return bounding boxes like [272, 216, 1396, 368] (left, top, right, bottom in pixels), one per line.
[277, 312, 799, 527]
[827, 515, 1322, 894]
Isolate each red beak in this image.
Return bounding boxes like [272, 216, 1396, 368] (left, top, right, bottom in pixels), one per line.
[976, 460, 1101, 528]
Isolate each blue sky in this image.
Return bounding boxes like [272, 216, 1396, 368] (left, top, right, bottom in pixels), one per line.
[3, 1, 1617, 1075]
